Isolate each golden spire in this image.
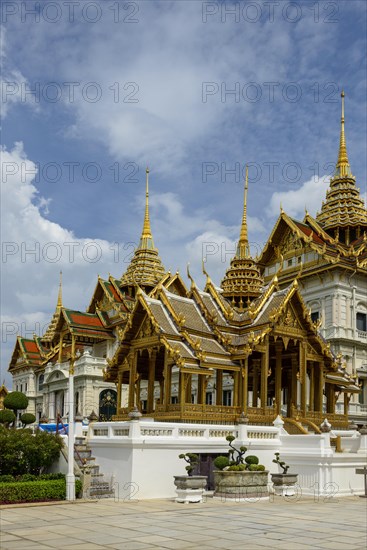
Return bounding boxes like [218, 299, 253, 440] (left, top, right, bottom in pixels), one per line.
[316, 90, 367, 239]
[121, 168, 166, 291]
[237, 166, 249, 259]
[335, 91, 352, 178]
[57, 271, 63, 308]
[141, 168, 153, 242]
[42, 272, 65, 342]
[221, 164, 263, 309]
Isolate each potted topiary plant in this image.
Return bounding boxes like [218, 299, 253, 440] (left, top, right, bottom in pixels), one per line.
[213, 435, 269, 500]
[271, 452, 298, 496]
[173, 453, 207, 504]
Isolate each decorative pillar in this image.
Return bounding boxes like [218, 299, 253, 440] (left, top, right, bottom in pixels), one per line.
[147, 350, 156, 413]
[49, 391, 56, 421]
[300, 341, 307, 413]
[116, 372, 122, 411]
[275, 342, 282, 415]
[216, 369, 223, 405]
[241, 358, 248, 414]
[252, 359, 260, 407]
[344, 392, 350, 416]
[128, 351, 137, 408]
[197, 375, 204, 405]
[309, 362, 314, 411]
[233, 371, 240, 407]
[315, 364, 324, 413]
[163, 353, 172, 407]
[185, 374, 192, 403]
[58, 333, 64, 364]
[179, 371, 186, 410]
[260, 340, 269, 409]
[291, 353, 298, 410]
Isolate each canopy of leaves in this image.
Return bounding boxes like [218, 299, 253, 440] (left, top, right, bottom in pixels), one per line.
[0, 409, 16, 425]
[20, 413, 36, 426]
[4, 392, 28, 412]
[0, 426, 63, 476]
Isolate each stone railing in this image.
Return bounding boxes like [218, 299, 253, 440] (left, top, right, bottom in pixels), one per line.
[88, 420, 280, 444]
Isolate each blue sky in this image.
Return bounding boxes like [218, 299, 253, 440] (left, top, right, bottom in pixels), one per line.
[1, 0, 366, 385]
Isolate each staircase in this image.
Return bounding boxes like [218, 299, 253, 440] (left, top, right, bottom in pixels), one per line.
[74, 437, 115, 498]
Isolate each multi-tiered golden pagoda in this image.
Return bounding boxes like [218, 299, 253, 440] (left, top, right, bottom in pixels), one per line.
[105, 144, 360, 430]
[9, 93, 365, 429]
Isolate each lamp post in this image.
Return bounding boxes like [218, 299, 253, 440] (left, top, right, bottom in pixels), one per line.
[66, 336, 76, 501]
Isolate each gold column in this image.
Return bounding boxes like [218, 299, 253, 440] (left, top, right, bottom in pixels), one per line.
[197, 375, 204, 404]
[163, 354, 172, 408]
[344, 393, 349, 416]
[252, 360, 260, 407]
[147, 350, 156, 413]
[116, 371, 122, 411]
[216, 370, 223, 405]
[260, 339, 269, 409]
[275, 342, 282, 415]
[300, 341, 307, 413]
[242, 358, 248, 413]
[309, 362, 314, 411]
[128, 351, 137, 408]
[233, 371, 240, 407]
[58, 333, 64, 363]
[185, 374, 192, 403]
[179, 372, 186, 410]
[291, 353, 298, 411]
[315, 364, 324, 412]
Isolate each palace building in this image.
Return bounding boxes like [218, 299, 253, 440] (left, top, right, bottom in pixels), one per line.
[8, 93, 366, 430]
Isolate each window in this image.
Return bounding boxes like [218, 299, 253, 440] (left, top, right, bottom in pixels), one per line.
[191, 394, 195, 404]
[38, 374, 44, 391]
[311, 311, 319, 323]
[25, 383, 28, 392]
[223, 390, 232, 406]
[357, 313, 367, 332]
[287, 259, 293, 267]
[297, 256, 302, 264]
[171, 396, 178, 404]
[206, 392, 213, 405]
[20, 384, 23, 393]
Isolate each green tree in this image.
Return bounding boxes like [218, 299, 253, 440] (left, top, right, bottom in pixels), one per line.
[0, 426, 63, 476]
[0, 409, 16, 428]
[3, 392, 28, 426]
[20, 413, 36, 427]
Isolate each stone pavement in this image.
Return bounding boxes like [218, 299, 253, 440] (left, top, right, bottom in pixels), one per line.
[1, 496, 366, 550]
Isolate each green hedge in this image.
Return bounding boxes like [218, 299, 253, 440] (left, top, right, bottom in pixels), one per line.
[0, 478, 82, 504]
[0, 473, 65, 483]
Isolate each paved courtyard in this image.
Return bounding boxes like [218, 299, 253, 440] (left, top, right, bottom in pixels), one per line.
[1, 495, 366, 550]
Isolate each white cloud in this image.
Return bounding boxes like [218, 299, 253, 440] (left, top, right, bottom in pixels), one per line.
[267, 175, 331, 219]
[0, 27, 37, 119]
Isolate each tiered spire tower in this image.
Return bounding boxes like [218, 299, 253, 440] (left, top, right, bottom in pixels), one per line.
[221, 166, 263, 309]
[316, 91, 367, 243]
[121, 168, 166, 293]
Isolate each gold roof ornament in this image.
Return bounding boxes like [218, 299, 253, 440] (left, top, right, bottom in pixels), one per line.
[43, 271, 63, 342]
[316, 91, 367, 238]
[121, 168, 166, 291]
[221, 166, 263, 309]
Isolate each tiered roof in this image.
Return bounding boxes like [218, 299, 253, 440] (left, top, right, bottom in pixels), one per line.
[221, 167, 264, 308]
[120, 169, 166, 291]
[316, 92, 367, 235]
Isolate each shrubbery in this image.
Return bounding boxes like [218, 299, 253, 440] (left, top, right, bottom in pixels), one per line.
[0, 409, 16, 427]
[0, 478, 82, 504]
[0, 425, 63, 476]
[214, 435, 266, 472]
